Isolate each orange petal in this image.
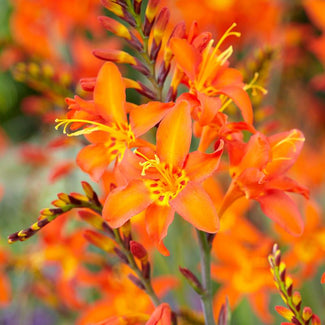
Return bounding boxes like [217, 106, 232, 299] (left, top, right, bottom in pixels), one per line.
[130, 101, 174, 137]
[48, 161, 75, 183]
[169, 38, 201, 80]
[256, 190, 304, 236]
[0, 272, 11, 306]
[196, 92, 222, 125]
[218, 86, 253, 125]
[265, 129, 305, 177]
[230, 132, 270, 177]
[265, 176, 309, 199]
[248, 291, 273, 324]
[185, 140, 224, 182]
[103, 180, 154, 228]
[147, 303, 172, 325]
[152, 276, 179, 297]
[76, 144, 110, 182]
[212, 67, 244, 89]
[156, 100, 191, 168]
[76, 299, 114, 325]
[321, 272, 325, 284]
[145, 203, 174, 256]
[218, 180, 245, 217]
[94, 62, 126, 123]
[171, 181, 219, 233]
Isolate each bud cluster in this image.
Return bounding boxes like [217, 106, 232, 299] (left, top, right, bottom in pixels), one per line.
[8, 182, 103, 243]
[12, 61, 73, 102]
[268, 244, 321, 325]
[88, 0, 175, 102]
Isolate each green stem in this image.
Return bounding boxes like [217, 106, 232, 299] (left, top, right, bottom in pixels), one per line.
[197, 230, 216, 325]
[113, 229, 161, 306]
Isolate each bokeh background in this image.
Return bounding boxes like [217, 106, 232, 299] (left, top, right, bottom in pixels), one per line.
[0, 0, 324, 324]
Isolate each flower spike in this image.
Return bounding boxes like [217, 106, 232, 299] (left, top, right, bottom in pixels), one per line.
[269, 244, 321, 325]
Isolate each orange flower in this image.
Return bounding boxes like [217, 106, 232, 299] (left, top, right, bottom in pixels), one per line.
[163, 0, 281, 47]
[275, 200, 325, 279]
[90, 303, 172, 325]
[10, 0, 101, 61]
[170, 24, 253, 125]
[103, 100, 224, 255]
[212, 215, 274, 323]
[219, 129, 309, 236]
[56, 62, 163, 181]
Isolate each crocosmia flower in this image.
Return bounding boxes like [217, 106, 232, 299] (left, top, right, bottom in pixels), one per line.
[103, 100, 224, 255]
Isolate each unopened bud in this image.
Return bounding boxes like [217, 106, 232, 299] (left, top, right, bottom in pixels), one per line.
[143, 0, 160, 36]
[130, 240, 148, 261]
[133, 0, 142, 14]
[179, 267, 204, 294]
[101, 0, 136, 26]
[114, 247, 129, 264]
[128, 274, 145, 290]
[51, 199, 66, 208]
[150, 8, 170, 61]
[84, 230, 115, 253]
[68, 193, 88, 204]
[57, 193, 71, 204]
[80, 78, 96, 92]
[82, 181, 101, 207]
[98, 16, 131, 40]
[93, 50, 149, 75]
[311, 314, 321, 325]
[302, 307, 313, 322]
[292, 291, 301, 308]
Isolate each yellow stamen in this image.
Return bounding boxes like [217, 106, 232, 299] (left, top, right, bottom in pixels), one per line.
[272, 132, 305, 153]
[134, 149, 189, 206]
[219, 72, 267, 113]
[243, 72, 268, 95]
[55, 118, 135, 145]
[196, 23, 240, 92]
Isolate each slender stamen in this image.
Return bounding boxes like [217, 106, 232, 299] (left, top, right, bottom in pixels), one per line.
[196, 24, 240, 91]
[55, 118, 135, 145]
[272, 134, 305, 152]
[243, 73, 268, 95]
[55, 118, 115, 136]
[214, 23, 241, 51]
[134, 149, 189, 204]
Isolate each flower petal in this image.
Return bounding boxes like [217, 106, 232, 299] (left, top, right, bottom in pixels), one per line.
[265, 176, 309, 199]
[130, 101, 174, 137]
[94, 62, 126, 123]
[185, 140, 224, 182]
[146, 303, 172, 325]
[156, 100, 192, 168]
[0, 272, 11, 306]
[196, 92, 222, 126]
[145, 203, 174, 256]
[265, 129, 305, 177]
[76, 144, 110, 182]
[256, 190, 304, 236]
[169, 38, 201, 80]
[103, 180, 154, 228]
[229, 132, 271, 177]
[171, 182, 219, 233]
[218, 86, 253, 125]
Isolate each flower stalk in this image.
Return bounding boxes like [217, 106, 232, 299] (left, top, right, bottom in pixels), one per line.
[197, 229, 216, 325]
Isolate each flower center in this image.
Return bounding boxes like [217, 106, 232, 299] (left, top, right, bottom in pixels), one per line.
[192, 23, 241, 95]
[56, 118, 135, 162]
[135, 150, 189, 206]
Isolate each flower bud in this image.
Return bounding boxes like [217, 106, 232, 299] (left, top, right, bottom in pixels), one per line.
[179, 267, 204, 294]
[83, 230, 115, 253]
